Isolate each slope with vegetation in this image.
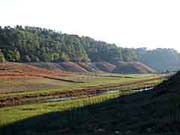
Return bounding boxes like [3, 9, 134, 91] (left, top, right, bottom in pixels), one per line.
[136, 48, 180, 72]
[1, 26, 180, 73]
[0, 26, 136, 63]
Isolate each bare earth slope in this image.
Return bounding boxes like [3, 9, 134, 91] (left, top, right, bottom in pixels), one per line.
[0, 62, 74, 93]
[0, 62, 72, 77]
[31, 61, 156, 74]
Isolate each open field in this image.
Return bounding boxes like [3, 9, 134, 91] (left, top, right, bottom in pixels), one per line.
[0, 92, 119, 127]
[0, 73, 163, 107]
[0, 72, 160, 95]
[0, 73, 165, 129]
[0, 71, 178, 135]
[0, 80, 160, 129]
[0, 63, 168, 135]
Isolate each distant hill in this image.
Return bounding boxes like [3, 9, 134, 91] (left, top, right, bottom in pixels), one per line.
[0, 26, 137, 63]
[0, 26, 180, 73]
[111, 61, 156, 74]
[136, 48, 180, 72]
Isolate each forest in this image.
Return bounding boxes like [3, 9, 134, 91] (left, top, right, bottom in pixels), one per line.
[0, 26, 180, 72]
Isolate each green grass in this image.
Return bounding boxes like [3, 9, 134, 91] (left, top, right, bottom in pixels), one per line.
[0, 73, 163, 127]
[0, 74, 160, 98]
[0, 80, 162, 128]
[0, 80, 178, 135]
[0, 73, 165, 135]
[0, 92, 119, 127]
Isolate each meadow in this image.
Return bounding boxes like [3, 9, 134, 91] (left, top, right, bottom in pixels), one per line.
[0, 72, 164, 134]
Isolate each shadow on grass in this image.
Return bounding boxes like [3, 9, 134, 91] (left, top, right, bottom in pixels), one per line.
[1, 88, 180, 135]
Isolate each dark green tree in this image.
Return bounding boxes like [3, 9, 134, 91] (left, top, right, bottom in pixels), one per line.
[0, 50, 5, 62]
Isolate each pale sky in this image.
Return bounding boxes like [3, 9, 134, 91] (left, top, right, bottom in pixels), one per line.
[0, 0, 180, 51]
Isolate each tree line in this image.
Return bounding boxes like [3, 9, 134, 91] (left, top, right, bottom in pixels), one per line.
[0, 26, 137, 63]
[1, 26, 180, 72]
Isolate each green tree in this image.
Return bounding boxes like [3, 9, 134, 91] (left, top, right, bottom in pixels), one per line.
[6, 49, 20, 62]
[0, 50, 5, 62]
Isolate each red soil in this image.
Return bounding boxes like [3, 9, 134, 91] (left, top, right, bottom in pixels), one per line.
[0, 62, 74, 79]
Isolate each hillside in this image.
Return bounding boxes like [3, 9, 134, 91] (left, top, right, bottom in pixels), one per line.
[0, 62, 77, 93]
[136, 48, 180, 72]
[1, 26, 180, 72]
[0, 26, 137, 63]
[31, 61, 156, 74]
[0, 62, 72, 77]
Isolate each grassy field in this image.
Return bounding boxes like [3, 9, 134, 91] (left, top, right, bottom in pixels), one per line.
[0, 92, 119, 127]
[0, 73, 162, 101]
[0, 73, 160, 97]
[0, 72, 165, 134]
[0, 73, 162, 108]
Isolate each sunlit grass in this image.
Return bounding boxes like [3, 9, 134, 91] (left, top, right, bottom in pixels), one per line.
[0, 92, 119, 127]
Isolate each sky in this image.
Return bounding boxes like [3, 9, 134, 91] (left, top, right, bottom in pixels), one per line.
[0, 0, 180, 51]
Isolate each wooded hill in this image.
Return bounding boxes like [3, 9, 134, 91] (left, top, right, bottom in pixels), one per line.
[0, 26, 180, 72]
